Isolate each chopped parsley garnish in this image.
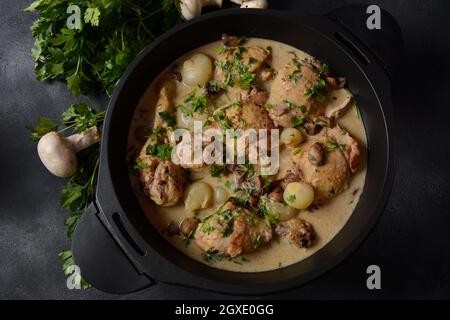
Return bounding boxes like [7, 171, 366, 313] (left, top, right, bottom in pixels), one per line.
[326, 142, 337, 152]
[146, 143, 172, 160]
[225, 180, 235, 190]
[200, 221, 216, 235]
[252, 234, 262, 249]
[292, 58, 301, 68]
[134, 161, 150, 170]
[158, 111, 176, 127]
[304, 78, 327, 101]
[216, 47, 257, 89]
[239, 71, 256, 90]
[179, 91, 208, 116]
[292, 116, 305, 127]
[287, 69, 302, 82]
[287, 194, 296, 203]
[209, 164, 226, 177]
[264, 103, 274, 110]
[213, 110, 233, 129]
[283, 100, 307, 113]
[285, 57, 303, 82]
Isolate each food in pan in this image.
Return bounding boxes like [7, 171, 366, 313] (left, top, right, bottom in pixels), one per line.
[127, 35, 366, 272]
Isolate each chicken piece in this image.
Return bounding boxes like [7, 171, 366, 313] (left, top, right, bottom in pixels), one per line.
[241, 87, 269, 107]
[290, 126, 359, 205]
[194, 201, 272, 257]
[274, 218, 315, 248]
[266, 58, 328, 127]
[137, 154, 187, 206]
[136, 129, 186, 206]
[225, 102, 274, 130]
[153, 80, 176, 128]
[148, 160, 186, 206]
[327, 125, 360, 173]
[214, 45, 270, 86]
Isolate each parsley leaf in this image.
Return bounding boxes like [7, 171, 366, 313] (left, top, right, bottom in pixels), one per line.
[26, 117, 59, 141]
[158, 111, 176, 127]
[84, 7, 101, 27]
[209, 165, 225, 177]
[26, 0, 182, 96]
[59, 250, 91, 289]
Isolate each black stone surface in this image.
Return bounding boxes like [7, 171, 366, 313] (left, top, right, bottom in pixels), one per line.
[1, 0, 449, 299]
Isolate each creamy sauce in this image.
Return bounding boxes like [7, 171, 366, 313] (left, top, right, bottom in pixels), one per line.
[127, 38, 367, 272]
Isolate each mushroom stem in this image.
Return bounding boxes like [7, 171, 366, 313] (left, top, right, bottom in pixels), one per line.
[37, 126, 101, 177]
[239, 0, 268, 8]
[180, 0, 223, 20]
[64, 126, 100, 153]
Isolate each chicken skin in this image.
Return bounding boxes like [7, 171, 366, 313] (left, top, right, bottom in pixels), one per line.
[136, 81, 187, 206]
[265, 58, 325, 127]
[136, 136, 187, 206]
[194, 201, 272, 257]
[289, 125, 359, 205]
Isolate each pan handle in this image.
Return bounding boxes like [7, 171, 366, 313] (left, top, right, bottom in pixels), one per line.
[327, 4, 403, 77]
[71, 202, 154, 294]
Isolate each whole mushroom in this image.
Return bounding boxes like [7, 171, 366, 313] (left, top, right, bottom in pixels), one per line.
[37, 126, 100, 177]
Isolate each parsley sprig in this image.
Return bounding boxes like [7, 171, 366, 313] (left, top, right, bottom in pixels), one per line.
[25, 0, 181, 96]
[27, 102, 105, 288]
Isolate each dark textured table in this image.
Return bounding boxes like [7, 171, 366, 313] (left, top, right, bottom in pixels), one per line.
[1, 0, 449, 299]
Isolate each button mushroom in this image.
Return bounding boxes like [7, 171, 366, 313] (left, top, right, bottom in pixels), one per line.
[180, 217, 200, 237]
[308, 142, 325, 166]
[37, 126, 100, 177]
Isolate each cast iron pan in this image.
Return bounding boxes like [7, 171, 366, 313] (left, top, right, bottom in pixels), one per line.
[72, 5, 402, 295]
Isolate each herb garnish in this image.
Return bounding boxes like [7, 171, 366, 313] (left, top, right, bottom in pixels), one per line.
[25, 0, 181, 96]
[287, 195, 296, 203]
[304, 78, 327, 101]
[292, 116, 305, 127]
[158, 111, 176, 127]
[27, 103, 105, 288]
[209, 164, 226, 177]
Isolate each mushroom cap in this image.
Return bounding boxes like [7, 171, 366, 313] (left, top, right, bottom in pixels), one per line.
[37, 131, 78, 177]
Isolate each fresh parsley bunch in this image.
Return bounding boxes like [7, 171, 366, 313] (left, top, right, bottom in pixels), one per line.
[26, 0, 181, 96]
[27, 103, 105, 289]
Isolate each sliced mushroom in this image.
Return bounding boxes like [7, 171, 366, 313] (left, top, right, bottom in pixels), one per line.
[308, 142, 325, 166]
[325, 88, 353, 118]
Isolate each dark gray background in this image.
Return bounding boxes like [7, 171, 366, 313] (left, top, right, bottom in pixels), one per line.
[1, 0, 449, 299]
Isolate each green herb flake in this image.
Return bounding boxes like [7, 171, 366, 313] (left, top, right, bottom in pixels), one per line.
[239, 71, 256, 89]
[209, 164, 225, 177]
[158, 111, 176, 127]
[292, 116, 305, 127]
[326, 142, 337, 152]
[134, 161, 150, 170]
[287, 194, 296, 203]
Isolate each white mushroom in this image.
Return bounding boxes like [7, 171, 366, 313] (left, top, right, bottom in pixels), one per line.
[325, 88, 353, 118]
[180, 0, 223, 20]
[37, 126, 100, 177]
[239, 0, 268, 8]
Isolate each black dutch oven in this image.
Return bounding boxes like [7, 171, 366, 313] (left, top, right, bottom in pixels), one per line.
[72, 5, 402, 295]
